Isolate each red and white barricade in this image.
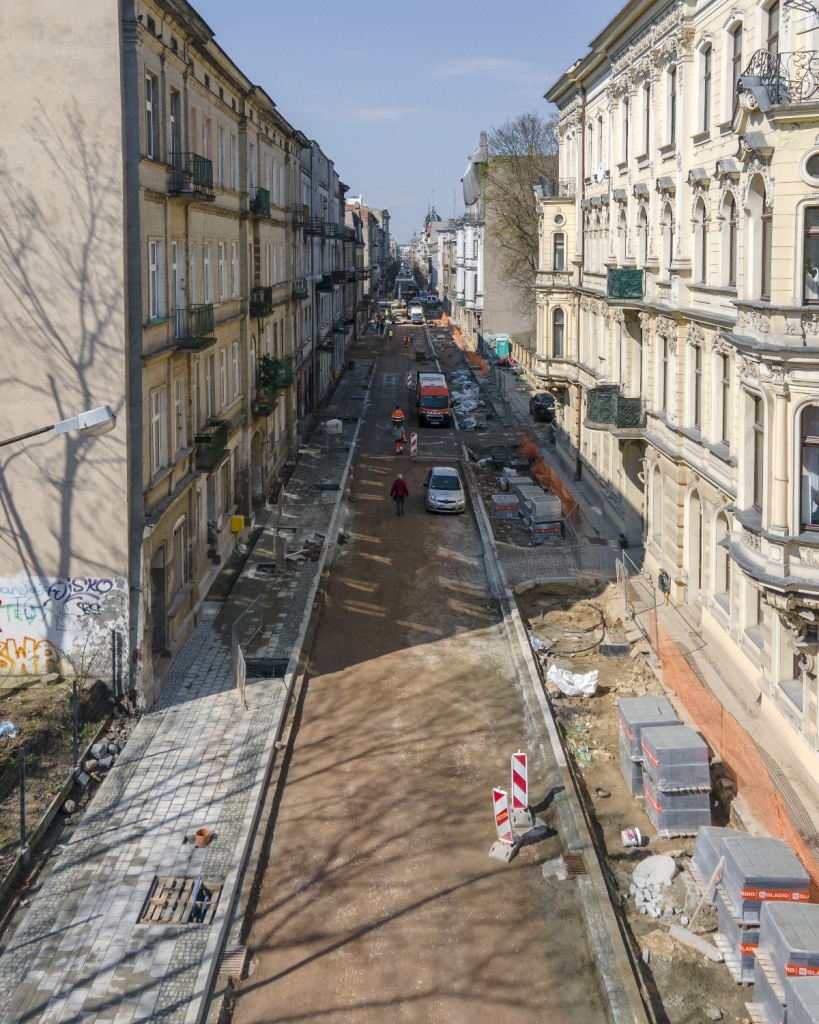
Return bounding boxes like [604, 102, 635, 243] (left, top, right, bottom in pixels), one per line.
[489, 787, 517, 862]
[511, 751, 535, 828]
[410, 432, 418, 455]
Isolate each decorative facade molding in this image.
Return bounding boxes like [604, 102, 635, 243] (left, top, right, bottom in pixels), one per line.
[686, 323, 704, 346]
[736, 308, 770, 335]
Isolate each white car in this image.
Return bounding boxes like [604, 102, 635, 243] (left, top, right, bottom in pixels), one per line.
[424, 466, 466, 514]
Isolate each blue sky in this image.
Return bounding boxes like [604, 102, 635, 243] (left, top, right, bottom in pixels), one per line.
[193, 0, 625, 241]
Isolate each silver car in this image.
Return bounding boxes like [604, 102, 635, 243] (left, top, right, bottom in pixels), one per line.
[424, 466, 466, 514]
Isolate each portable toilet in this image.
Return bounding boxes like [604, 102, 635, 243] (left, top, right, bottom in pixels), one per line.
[494, 334, 511, 358]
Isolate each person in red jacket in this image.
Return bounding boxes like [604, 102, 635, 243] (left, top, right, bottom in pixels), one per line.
[390, 473, 409, 515]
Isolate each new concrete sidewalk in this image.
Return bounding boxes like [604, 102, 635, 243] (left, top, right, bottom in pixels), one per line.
[0, 362, 373, 1024]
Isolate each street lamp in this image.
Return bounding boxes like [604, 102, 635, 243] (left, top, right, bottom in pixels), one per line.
[0, 406, 116, 448]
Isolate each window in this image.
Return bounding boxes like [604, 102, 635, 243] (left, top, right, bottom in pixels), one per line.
[249, 142, 256, 188]
[642, 83, 650, 154]
[145, 73, 158, 159]
[231, 242, 239, 297]
[218, 126, 227, 187]
[472, 238, 478, 259]
[596, 115, 603, 168]
[761, 200, 772, 301]
[220, 348, 228, 408]
[173, 519, 188, 591]
[250, 340, 258, 390]
[202, 116, 212, 161]
[265, 243, 271, 286]
[701, 47, 712, 133]
[205, 354, 215, 419]
[714, 512, 732, 606]
[662, 203, 674, 276]
[801, 407, 819, 530]
[720, 354, 731, 446]
[586, 121, 593, 171]
[637, 208, 648, 267]
[189, 242, 198, 304]
[148, 240, 163, 320]
[651, 467, 664, 549]
[552, 308, 565, 357]
[218, 241, 227, 301]
[232, 341, 240, 397]
[731, 24, 743, 115]
[190, 106, 198, 155]
[231, 135, 239, 191]
[173, 378, 187, 452]
[171, 241, 183, 311]
[768, 2, 780, 57]
[203, 243, 212, 303]
[553, 233, 565, 271]
[150, 389, 167, 474]
[753, 394, 765, 511]
[693, 344, 702, 430]
[192, 363, 200, 429]
[804, 208, 819, 303]
[724, 194, 738, 287]
[622, 96, 629, 163]
[668, 66, 677, 147]
[694, 199, 708, 284]
[661, 338, 669, 411]
[169, 89, 181, 163]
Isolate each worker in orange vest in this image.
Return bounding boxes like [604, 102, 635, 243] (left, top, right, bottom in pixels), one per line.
[391, 406, 404, 428]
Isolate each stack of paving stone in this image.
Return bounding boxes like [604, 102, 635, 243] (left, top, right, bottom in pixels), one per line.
[498, 467, 531, 493]
[752, 903, 819, 1024]
[717, 893, 760, 983]
[640, 724, 712, 838]
[720, 836, 811, 925]
[491, 493, 520, 519]
[618, 696, 677, 798]
[691, 826, 739, 894]
[787, 976, 819, 1024]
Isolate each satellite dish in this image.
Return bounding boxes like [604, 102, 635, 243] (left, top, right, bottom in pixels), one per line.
[596, 162, 607, 183]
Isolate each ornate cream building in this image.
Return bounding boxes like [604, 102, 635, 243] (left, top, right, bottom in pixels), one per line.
[537, 0, 819, 774]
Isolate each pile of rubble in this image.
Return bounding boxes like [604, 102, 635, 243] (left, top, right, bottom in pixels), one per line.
[63, 716, 133, 815]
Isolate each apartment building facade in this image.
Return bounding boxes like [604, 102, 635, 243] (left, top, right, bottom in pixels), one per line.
[537, 0, 819, 774]
[0, 0, 363, 708]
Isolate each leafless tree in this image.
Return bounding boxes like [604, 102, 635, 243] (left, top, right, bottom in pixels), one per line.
[484, 113, 559, 314]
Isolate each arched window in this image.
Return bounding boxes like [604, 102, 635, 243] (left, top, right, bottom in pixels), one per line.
[800, 406, 819, 530]
[668, 65, 677, 148]
[637, 207, 648, 267]
[731, 24, 743, 114]
[804, 207, 819, 304]
[714, 511, 732, 607]
[662, 202, 674, 276]
[722, 194, 738, 287]
[552, 308, 565, 357]
[694, 199, 708, 284]
[552, 233, 565, 271]
[752, 393, 765, 512]
[618, 207, 627, 265]
[701, 45, 712, 133]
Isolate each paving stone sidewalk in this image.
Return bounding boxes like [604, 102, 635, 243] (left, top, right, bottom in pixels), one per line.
[0, 363, 372, 1024]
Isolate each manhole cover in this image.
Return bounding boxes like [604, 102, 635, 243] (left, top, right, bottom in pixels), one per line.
[218, 944, 248, 979]
[140, 875, 222, 925]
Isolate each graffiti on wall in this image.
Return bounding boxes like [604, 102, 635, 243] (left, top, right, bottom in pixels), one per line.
[0, 575, 127, 678]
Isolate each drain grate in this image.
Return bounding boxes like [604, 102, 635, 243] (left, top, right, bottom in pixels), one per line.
[218, 944, 248, 979]
[562, 853, 587, 879]
[140, 875, 222, 925]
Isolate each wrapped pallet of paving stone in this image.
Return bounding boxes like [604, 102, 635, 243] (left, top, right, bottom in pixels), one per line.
[752, 904, 819, 1024]
[787, 976, 819, 1024]
[641, 724, 711, 791]
[491, 494, 520, 519]
[690, 825, 741, 897]
[618, 695, 678, 760]
[642, 772, 711, 837]
[620, 734, 644, 798]
[719, 836, 810, 925]
[715, 890, 759, 983]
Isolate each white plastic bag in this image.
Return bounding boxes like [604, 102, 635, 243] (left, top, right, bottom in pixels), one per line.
[546, 664, 599, 697]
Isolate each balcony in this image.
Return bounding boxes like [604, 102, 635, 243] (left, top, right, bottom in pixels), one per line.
[316, 273, 336, 292]
[194, 419, 229, 471]
[606, 268, 644, 301]
[305, 218, 326, 236]
[169, 153, 215, 200]
[586, 386, 645, 432]
[249, 286, 273, 318]
[174, 304, 216, 351]
[249, 186, 270, 216]
[273, 358, 293, 388]
[252, 384, 277, 418]
[535, 178, 577, 198]
[291, 277, 308, 300]
[290, 204, 310, 226]
[331, 269, 349, 284]
[742, 49, 819, 106]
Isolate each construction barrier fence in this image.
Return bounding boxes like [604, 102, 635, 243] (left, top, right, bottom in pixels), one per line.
[649, 613, 819, 901]
[519, 434, 577, 520]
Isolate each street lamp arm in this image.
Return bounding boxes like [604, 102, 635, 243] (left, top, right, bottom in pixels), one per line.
[0, 424, 56, 449]
[0, 406, 116, 448]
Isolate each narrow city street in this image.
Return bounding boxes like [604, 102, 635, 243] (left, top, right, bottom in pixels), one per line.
[231, 330, 611, 1024]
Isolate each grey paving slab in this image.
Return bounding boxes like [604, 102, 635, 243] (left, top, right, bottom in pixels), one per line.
[0, 365, 372, 1024]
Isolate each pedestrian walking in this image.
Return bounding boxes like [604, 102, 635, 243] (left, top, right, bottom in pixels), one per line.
[391, 406, 404, 427]
[404, 333, 410, 349]
[390, 473, 409, 515]
[388, 329, 394, 340]
[393, 423, 406, 453]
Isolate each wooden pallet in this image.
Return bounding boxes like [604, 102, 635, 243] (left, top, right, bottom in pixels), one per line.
[745, 1002, 773, 1024]
[714, 933, 755, 985]
[755, 949, 786, 1004]
[140, 875, 222, 925]
[688, 860, 716, 901]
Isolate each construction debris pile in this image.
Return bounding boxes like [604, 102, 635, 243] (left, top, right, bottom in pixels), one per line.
[449, 369, 489, 430]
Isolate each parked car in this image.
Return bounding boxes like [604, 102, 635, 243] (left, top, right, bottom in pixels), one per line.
[423, 466, 466, 514]
[530, 392, 556, 422]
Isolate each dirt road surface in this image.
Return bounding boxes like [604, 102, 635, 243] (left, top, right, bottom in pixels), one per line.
[231, 328, 610, 1024]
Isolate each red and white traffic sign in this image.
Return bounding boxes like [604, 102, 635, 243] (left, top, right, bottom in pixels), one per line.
[410, 432, 418, 455]
[492, 788, 514, 845]
[511, 751, 528, 810]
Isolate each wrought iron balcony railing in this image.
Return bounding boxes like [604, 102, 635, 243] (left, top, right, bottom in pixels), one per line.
[586, 386, 645, 430]
[249, 186, 271, 216]
[743, 49, 819, 105]
[290, 204, 310, 226]
[194, 419, 229, 471]
[537, 178, 577, 198]
[252, 384, 277, 417]
[606, 268, 644, 301]
[291, 277, 308, 300]
[169, 153, 215, 200]
[249, 286, 273, 318]
[273, 358, 293, 388]
[174, 304, 216, 350]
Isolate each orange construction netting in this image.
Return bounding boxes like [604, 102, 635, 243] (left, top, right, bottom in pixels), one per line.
[650, 614, 819, 900]
[519, 435, 576, 519]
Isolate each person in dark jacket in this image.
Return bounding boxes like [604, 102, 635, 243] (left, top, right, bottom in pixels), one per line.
[390, 474, 409, 515]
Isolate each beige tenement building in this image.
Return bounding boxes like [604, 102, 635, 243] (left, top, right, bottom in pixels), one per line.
[537, 0, 819, 776]
[0, 0, 367, 707]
